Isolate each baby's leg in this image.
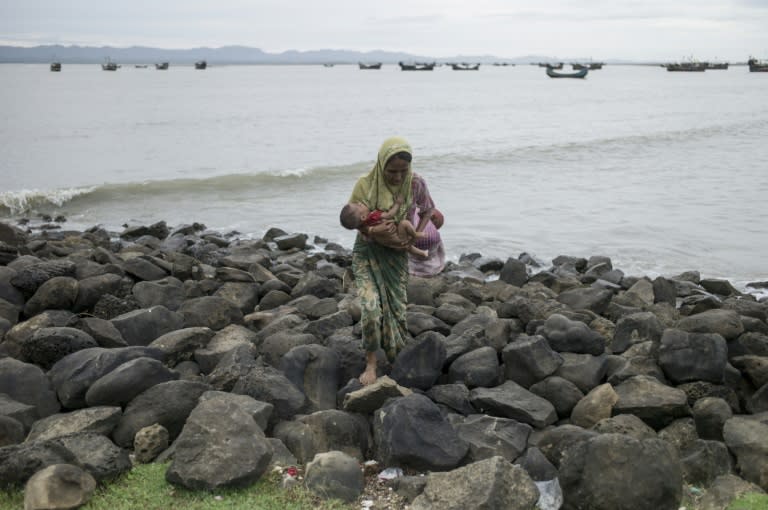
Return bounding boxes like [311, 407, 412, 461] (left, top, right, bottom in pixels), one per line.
[398, 220, 425, 239]
[407, 245, 429, 259]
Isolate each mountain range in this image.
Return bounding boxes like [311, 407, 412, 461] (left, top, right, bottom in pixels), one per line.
[0, 44, 602, 65]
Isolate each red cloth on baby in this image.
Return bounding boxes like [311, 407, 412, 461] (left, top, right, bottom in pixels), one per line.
[364, 210, 383, 226]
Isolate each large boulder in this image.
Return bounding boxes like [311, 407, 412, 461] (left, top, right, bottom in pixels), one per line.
[165, 397, 273, 490]
[0, 440, 78, 487]
[21, 327, 98, 370]
[613, 375, 691, 430]
[502, 335, 563, 388]
[231, 363, 308, 424]
[723, 416, 768, 490]
[304, 450, 364, 503]
[657, 329, 728, 384]
[536, 313, 606, 355]
[470, 380, 558, 428]
[110, 306, 184, 346]
[0, 358, 60, 420]
[373, 394, 468, 471]
[84, 357, 179, 407]
[280, 344, 339, 412]
[559, 433, 683, 510]
[677, 309, 744, 340]
[23, 276, 79, 317]
[448, 414, 531, 463]
[390, 333, 447, 390]
[48, 346, 165, 409]
[112, 380, 211, 448]
[179, 296, 244, 330]
[23, 464, 96, 510]
[26, 406, 122, 442]
[410, 456, 539, 510]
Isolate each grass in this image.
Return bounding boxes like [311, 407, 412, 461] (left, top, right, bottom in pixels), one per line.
[727, 492, 768, 510]
[0, 463, 354, 510]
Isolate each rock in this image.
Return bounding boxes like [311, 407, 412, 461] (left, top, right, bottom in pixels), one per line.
[677, 309, 744, 340]
[373, 393, 469, 471]
[680, 439, 733, 486]
[502, 335, 564, 388]
[426, 383, 476, 416]
[560, 434, 683, 510]
[123, 256, 169, 281]
[51, 433, 132, 482]
[112, 380, 211, 448]
[198, 391, 273, 431]
[179, 296, 244, 330]
[342, 375, 412, 414]
[554, 352, 608, 393]
[48, 346, 165, 409]
[556, 287, 613, 315]
[26, 326, 98, 371]
[723, 416, 768, 490]
[0, 393, 37, 432]
[133, 424, 169, 463]
[0, 441, 78, 487]
[448, 346, 500, 388]
[23, 464, 96, 510]
[692, 397, 733, 441]
[499, 258, 528, 287]
[613, 375, 691, 430]
[390, 333, 447, 390]
[165, 397, 272, 490]
[536, 313, 606, 355]
[304, 451, 364, 503]
[612, 312, 664, 354]
[592, 413, 657, 439]
[84, 357, 179, 407]
[274, 410, 369, 464]
[407, 311, 451, 336]
[148, 327, 215, 367]
[231, 363, 307, 424]
[110, 306, 184, 346]
[410, 456, 539, 510]
[448, 414, 531, 463]
[0, 415, 25, 447]
[77, 317, 127, 348]
[469, 380, 558, 428]
[23, 276, 79, 317]
[280, 344, 339, 411]
[0, 358, 60, 420]
[10, 259, 76, 297]
[132, 276, 185, 311]
[658, 329, 728, 384]
[529, 376, 584, 418]
[26, 406, 122, 442]
[570, 383, 619, 429]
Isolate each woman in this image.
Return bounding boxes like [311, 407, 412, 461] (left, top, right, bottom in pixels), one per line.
[347, 136, 441, 385]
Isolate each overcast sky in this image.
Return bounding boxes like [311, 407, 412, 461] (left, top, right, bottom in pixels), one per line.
[2, 0, 767, 61]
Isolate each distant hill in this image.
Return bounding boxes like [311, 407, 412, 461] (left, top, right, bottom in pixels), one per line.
[0, 44, 563, 65]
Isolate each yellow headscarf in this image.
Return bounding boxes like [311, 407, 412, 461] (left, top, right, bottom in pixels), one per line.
[349, 136, 414, 223]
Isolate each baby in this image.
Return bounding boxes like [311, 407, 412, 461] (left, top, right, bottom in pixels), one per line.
[340, 195, 429, 258]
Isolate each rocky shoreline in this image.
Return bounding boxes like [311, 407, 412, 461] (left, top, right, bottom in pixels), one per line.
[0, 218, 766, 510]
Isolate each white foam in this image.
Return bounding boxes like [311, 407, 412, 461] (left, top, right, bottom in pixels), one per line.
[0, 187, 97, 214]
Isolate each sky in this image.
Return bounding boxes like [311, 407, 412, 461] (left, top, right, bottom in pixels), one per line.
[1, 0, 767, 61]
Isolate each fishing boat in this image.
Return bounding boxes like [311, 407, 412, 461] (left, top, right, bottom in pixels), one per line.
[450, 63, 480, 71]
[135, 64, 149, 68]
[50, 62, 61, 72]
[748, 57, 768, 72]
[101, 58, 118, 71]
[706, 62, 729, 70]
[540, 62, 564, 69]
[155, 62, 169, 70]
[546, 67, 588, 79]
[398, 61, 435, 71]
[358, 62, 382, 69]
[323, 63, 335, 67]
[664, 61, 706, 72]
[194, 60, 207, 70]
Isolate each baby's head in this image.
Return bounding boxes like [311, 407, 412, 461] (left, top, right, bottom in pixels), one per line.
[340, 202, 370, 230]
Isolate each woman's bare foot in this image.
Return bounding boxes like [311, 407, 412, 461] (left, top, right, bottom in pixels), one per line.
[359, 351, 378, 386]
[359, 366, 377, 386]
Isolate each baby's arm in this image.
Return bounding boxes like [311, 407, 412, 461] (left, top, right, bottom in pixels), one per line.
[380, 194, 404, 220]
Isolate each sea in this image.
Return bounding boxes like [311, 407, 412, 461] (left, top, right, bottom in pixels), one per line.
[1, 63, 766, 295]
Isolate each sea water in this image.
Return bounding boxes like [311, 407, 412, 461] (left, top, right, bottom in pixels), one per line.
[1, 63, 766, 291]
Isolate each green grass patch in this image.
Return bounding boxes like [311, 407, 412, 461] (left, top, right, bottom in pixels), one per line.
[1, 463, 354, 510]
[727, 492, 768, 510]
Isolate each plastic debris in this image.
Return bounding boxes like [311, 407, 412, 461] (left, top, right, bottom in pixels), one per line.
[377, 467, 404, 481]
[535, 478, 564, 510]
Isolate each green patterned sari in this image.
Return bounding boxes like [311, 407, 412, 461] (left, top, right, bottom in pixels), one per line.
[352, 235, 409, 362]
